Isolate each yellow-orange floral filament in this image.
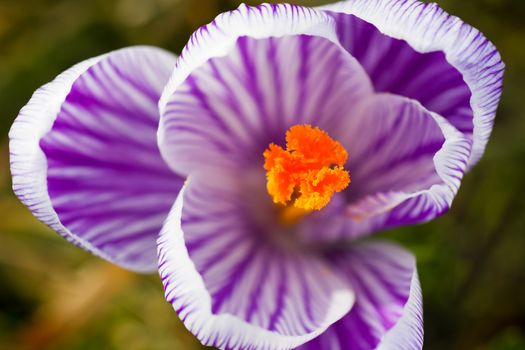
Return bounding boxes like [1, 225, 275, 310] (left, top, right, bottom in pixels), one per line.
[263, 124, 350, 212]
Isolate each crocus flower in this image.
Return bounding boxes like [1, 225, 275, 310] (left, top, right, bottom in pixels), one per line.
[10, 0, 503, 349]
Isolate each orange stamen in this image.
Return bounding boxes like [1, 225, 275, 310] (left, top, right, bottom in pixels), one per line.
[263, 124, 350, 212]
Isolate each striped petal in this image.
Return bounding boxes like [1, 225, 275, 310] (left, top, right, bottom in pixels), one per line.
[299, 241, 423, 350]
[297, 94, 471, 242]
[320, 0, 504, 167]
[9, 46, 183, 272]
[157, 177, 355, 350]
[158, 3, 373, 176]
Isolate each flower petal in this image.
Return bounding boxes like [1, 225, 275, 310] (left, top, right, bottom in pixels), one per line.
[297, 94, 471, 241]
[299, 241, 423, 350]
[320, 0, 504, 167]
[160, 3, 337, 114]
[158, 3, 373, 176]
[157, 178, 355, 350]
[347, 95, 471, 233]
[9, 46, 183, 272]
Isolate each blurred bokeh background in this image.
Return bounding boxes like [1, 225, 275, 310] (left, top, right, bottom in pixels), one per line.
[0, 0, 524, 349]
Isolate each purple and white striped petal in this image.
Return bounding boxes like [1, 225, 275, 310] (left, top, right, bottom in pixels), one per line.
[297, 95, 471, 242]
[346, 97, 471, 234]
[159, 32, 372, 176]
[157, 179, 355, 350]
[320, 0, 504, 167]
[159, 3, 338, 116]
[158, 3, 375, 176]
[299, 241, 423, 350]
[9, 46, 183, 272]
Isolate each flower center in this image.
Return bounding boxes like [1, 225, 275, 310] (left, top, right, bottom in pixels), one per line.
[263, 124, 350, 216]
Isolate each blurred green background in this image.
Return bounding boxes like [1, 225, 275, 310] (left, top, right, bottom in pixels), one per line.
[0, 0, 524, 349]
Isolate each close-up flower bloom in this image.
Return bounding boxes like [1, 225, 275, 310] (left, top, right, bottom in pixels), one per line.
[9, 0, 504, 349]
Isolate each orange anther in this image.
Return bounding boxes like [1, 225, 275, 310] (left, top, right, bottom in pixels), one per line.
[263, 125, 350, 211]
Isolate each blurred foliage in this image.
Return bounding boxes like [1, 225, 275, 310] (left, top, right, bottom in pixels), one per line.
[0, 0, 524, 349]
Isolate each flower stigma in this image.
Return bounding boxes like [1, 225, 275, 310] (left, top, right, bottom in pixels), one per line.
[263, 125, 350, 224]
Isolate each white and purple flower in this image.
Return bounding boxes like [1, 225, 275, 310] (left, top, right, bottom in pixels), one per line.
[10, 1, 504, 349]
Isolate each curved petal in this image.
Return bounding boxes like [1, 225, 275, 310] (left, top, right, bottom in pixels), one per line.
[9, 46, 183, 272]
[159, 3, 338, 114]
[299, 241, 423, 350]
[157, 178, 355, 350]
[297, 94, 471, 242]
[320, 0, 504, 167]
[158, 3, 373, 176]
